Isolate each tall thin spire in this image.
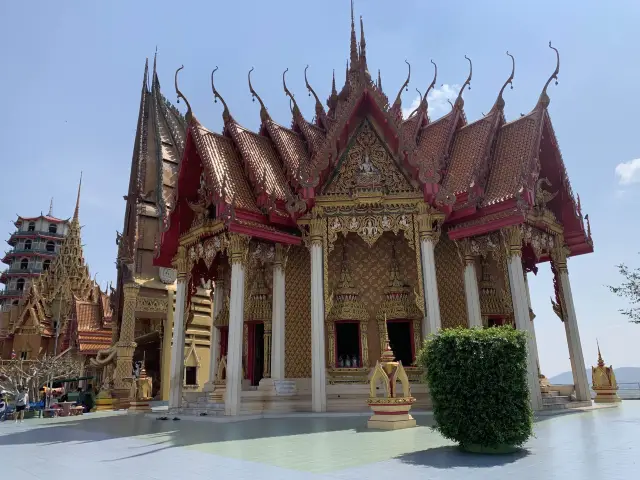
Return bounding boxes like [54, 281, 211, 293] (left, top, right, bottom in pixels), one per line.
[73, 172, 82, 221]
[48, 197, 54, 217]
[350, 0, 359, 68]
[359, 15, 368, 73]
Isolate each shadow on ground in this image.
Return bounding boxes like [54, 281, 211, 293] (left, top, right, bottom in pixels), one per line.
[397, 445, 529, 468]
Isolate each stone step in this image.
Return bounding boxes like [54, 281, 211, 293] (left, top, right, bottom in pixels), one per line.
[541, 390, 561, 398]
[543, 395, 570, 406]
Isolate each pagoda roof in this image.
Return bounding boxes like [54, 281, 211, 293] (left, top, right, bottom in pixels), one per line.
[154, 10, 592, 267]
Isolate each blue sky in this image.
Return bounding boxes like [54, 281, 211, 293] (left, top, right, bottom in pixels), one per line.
[1, 0, 639, 376]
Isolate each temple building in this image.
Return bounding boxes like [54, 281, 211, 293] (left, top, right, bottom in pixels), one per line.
[0, 202, 69, 307]
[108, 5, 594, 415]
[91, 57, 214, 403]
[0, 178, 112, 381]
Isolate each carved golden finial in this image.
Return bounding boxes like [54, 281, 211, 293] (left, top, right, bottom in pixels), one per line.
[350, 0, 358, 67]
[174, 65, 192, 121]
[455, 56, 472, 108]
[393, 60, 411, 107]
[597, 339, 605, 367]
[73, 172, 82, 221]
[211, 67, 232, 122]
[327, 69, 338, 110]
[304, 65, 325, 120]
[283, 68, 299, 114]
[538, 42, 560, 108]
[48, 197, 53, 217]
[493, 51, 515, 111]
[248, 67, 269, 122]
[380, 314, 395, 362]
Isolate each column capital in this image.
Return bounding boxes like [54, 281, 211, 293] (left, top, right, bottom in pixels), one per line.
[228, 234, 250, 267]
[122, 282, 140, 299]
[456, 238, 477, 265]
[502, 226, 523, 258]
[416, 203, 444, 243]
[309, 206, 325, 247]
[550, 239, 570, 273]
[173, 245, 191, 280]
[273, 243, 290, 269]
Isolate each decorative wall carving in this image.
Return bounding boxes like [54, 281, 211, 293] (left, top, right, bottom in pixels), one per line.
[435, 234, 468, 329]
[158, 267, 177, 284]
[187, 234, 229, 270]
[327, 213, 414, 251]
[136, 296, 169, 313]
[284, 246, 312, 378]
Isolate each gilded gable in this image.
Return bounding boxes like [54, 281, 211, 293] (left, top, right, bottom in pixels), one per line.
[323, 121, 416, 195]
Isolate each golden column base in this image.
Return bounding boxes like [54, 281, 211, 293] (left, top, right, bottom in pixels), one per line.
[112, 388, 132, 410]
[94, 392, 115, 412]
[593, 388, 621, 404]
[367, 398, 417, 430]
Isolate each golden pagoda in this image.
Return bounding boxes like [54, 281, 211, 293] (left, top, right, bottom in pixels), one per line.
[592, 342, 621, 404]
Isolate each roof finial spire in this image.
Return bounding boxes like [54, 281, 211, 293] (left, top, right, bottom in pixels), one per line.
[48, 197, 54, 217]
[73, 172, 83, 221]
[283, 68, 300, 114]
[349, 0, 359, 68]
[377, 69, 382, 90]
[493, 51, 515, 111]
[597, 339, 605, 367]
[211, 67, 232, 123]
[174, 65, 193, 122]
[455, 56, 473, 109]
[304, 65, 326, 123]
[393, 60, 411, 108]
[327, 69, 338, 110]
[423, 60, 438, 104]
[359, 15, 368, 73]
[248, 67, 269, 122]
[538, 41, 560, 108]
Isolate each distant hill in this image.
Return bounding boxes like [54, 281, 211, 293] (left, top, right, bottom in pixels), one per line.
[549, 367, 640, 385]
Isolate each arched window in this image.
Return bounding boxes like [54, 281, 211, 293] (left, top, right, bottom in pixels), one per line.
[43, 259, 51, 271]
[16, 278, 25, 291]
[27, 222, 35, 232]
[48, 224, 58, 234]
[24, 239, 32, 250]
[12, 300, 19, 306]
[46, 241, 55, 252]
[20, 258, 28, 270]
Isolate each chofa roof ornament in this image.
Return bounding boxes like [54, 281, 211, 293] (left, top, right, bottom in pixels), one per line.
[454, 56, 472, 109]
[174, 65, 192, 122]
[537, 42, 560, 108]
[211, 66, 232, 123]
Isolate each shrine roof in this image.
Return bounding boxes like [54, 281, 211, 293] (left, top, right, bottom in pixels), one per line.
[412, 111, 456, 180]
[264, 118, 310, 180]
[191, 124, 260, 213]
[226, 120, 292, 201]
[481, 110, 542, 207]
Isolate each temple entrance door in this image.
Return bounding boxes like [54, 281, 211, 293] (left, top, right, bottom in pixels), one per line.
[335, 321, 361, 368]
[247, 322, 264, 386]
[387, 320, 414, 367]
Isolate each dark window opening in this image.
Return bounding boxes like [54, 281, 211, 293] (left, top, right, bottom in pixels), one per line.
[219, 327, 229, 358]
[250, 323, 264, 386]
[43, 260, 51, 271]
[488, 317, 512, 328]
[46, 241, 55, 252]
[20, 351, 28, 360]
[24, 240, 32, 250]
[185, 366, 197, 386]
[16, 278, 25, 291]
[335, 322, 360, 368]
[207, 204, 217, 220]
[20, 258, 28, 270]
[48, 224, 57, 234]
[27, 222, 35, 232]
[387, 320, 413, 367]
[12, 300, 19, 306]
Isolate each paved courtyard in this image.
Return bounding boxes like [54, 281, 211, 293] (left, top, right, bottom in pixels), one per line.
[0, 402, 638, 480]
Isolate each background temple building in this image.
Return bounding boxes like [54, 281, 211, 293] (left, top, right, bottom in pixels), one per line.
[100, 5, 594, 415]
[0, 204, 69, 307]
[91, 57, 215, 403]
[0, 179, 112, 380]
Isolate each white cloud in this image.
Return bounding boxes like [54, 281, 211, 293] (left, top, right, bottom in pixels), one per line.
[402, 84, 460, 120]
[615, 158, 640, 185]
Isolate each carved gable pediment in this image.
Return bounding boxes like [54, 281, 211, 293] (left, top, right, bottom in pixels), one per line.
[323, 120, 416, 196]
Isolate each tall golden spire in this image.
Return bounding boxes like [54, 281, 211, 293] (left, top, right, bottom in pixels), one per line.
[73, 172, 82, 222]
[597, 339, 605, 368]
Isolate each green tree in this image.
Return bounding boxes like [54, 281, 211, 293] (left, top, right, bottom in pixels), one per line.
[608, 258, 640, 324]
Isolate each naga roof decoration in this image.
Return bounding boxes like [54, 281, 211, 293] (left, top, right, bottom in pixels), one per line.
[154, 8, 593, 268]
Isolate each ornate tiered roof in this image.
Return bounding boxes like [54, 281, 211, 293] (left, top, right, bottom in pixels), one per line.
[154, 5, 592, 267]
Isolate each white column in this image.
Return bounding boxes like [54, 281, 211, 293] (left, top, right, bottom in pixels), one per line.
[523, 272, 541, 378]
[554, 249, 590, 402]
[310, 229, 327, 412]
[505, 229, 543, 411]
[463, 257, 482, 328]
[420, 236, 441, 336]
[225, 235, 248, 416]
[207, 272, 224, 386]
[168, 277, 187, 410]
[271, 245, 286, 381]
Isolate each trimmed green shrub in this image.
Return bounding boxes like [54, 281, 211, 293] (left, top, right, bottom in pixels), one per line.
[417, 326, 533, 450]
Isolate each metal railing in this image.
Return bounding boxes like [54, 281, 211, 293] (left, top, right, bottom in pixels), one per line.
[5, 248, 57, 256]
[3, 266, 43, 274]
[9, 230, 65, 239]
[0, 289, 24, 297]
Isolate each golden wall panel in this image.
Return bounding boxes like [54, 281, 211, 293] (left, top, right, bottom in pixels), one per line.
[435, 233, 468, 329]
[284, 246, 312, 378]
[329, 232, 419, 363]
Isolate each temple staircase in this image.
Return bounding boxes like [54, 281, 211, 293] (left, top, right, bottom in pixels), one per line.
[541, 389, 591, 411]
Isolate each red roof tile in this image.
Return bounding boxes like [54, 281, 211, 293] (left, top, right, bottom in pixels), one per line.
[265, 119, 310, 179]
[412, 112, 456, 182]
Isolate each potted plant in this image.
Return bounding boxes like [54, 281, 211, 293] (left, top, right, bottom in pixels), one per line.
[417, 326, 533, 453]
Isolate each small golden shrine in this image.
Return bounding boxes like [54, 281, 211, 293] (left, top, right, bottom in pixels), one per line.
[367, 317, 416, 430]
[130, 358, 153, 413]
[592, 343, 621, 404]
